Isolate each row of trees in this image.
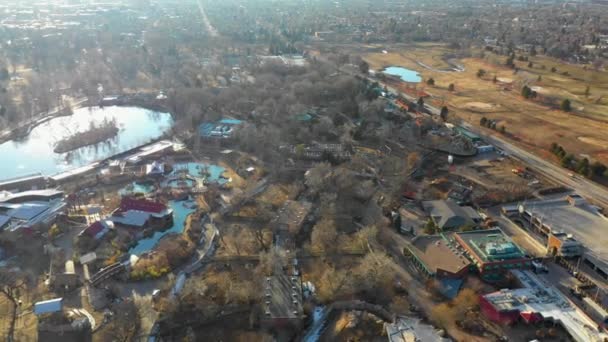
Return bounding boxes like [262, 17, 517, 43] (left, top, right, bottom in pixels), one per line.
[520, 85, 572, 112]
[550, 143, 608, 178]
[479, 117, 506, 134]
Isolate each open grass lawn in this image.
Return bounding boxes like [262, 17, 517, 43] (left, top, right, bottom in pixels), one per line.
[364, 44, 608, 164]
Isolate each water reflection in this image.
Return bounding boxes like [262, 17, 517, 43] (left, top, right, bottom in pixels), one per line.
[0, 106, 173, 180]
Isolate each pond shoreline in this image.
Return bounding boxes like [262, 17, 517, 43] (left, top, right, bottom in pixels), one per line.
[0, 99, 89, 145]
[0, 105, 174, 182]
[1, 93, 174, 147]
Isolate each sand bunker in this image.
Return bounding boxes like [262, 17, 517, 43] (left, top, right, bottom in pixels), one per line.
[578, 136, 608, 149]
[531, 86, 547, 94]
[464, 102, 498, 111]
[497, 77, 513, 83]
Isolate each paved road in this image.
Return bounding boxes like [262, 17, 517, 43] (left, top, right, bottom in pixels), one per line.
[352, 64, 608, 208]
[460, 122, 608, 208]
[406, 85, 608, 207]
[196, 0, 218, 37]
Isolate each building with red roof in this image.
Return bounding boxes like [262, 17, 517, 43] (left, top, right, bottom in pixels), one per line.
[480, 270, 608, 342]
[118, 197, 167, 214]
[79, 220, 114, 240]
[110, 197, 172, 228]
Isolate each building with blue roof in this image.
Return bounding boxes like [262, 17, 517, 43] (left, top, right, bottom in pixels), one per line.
[198, 118, 243, 139]
[218, 118, 243, 125]
[0, 189, 67, 233]
[34, 298, 63, 315]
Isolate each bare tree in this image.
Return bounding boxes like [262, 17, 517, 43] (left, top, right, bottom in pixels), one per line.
[100, 301, 140, 342]
[250, 228, 271, 252]
[0, 270, 26, 342]
[407, 152, 420, 170]
[310, 218, 338, 253]
[317, 264, 350, 302]
[305, 162, 332, 194]
[256, 248, 288, 276]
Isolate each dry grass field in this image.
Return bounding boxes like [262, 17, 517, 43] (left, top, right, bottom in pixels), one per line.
[0, 296, 38, 342]
[363, 44, 608, 164]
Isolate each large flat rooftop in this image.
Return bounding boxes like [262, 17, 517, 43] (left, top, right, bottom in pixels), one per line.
[263, 274, 303, 320]
[0, 189, 63, 203]
[483, 270, 608, 342]
[273, 200, 312, 234]
[455, 228, 526, 263]
[0, 199, 66, 232]
[408, 235, 470, 275]
[521, 198, 608, 274]
[385, 316, 449, 342]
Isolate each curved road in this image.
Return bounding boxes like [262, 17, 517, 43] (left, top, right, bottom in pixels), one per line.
[362, 67, 608, 208]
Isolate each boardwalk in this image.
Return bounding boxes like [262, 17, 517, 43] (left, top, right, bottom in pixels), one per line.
[89, 262, 125, 286]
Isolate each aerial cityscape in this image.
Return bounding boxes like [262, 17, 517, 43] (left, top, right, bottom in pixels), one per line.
[1, 0, 608, 341]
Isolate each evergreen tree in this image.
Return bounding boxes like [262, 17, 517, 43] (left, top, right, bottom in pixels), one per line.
[561, 99, 572, 112]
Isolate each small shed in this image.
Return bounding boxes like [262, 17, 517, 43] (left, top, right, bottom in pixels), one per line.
[34, 298, 63, 315]
[79, 252, 97, 265]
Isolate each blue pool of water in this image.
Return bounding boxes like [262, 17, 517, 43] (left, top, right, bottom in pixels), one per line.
[172, 162, 227, 184]
[0, 106, 173, 181]
[383, 66, 422, 83]
[128, 200, 196, 256]
[166, 178, 195, 188]
[119, 181, 156, 196]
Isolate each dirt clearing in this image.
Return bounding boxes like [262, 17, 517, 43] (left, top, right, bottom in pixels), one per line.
[463, 102, 499, 111]
[578, 136, 608, 149]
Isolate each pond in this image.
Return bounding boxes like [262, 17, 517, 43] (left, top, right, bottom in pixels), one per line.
[119, 181, 157, 196]
[166, 178, 196, 188]
[0, 106, 173, 181]
[382, 66, 422, 83]
[128, 199, 196, 256]
[171, 162, 228, 184]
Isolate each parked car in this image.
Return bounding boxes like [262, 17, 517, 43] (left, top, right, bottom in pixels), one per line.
[531, 260, 549, 273]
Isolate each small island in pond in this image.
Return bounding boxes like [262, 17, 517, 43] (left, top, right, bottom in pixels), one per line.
[54, 118, 119, 153]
